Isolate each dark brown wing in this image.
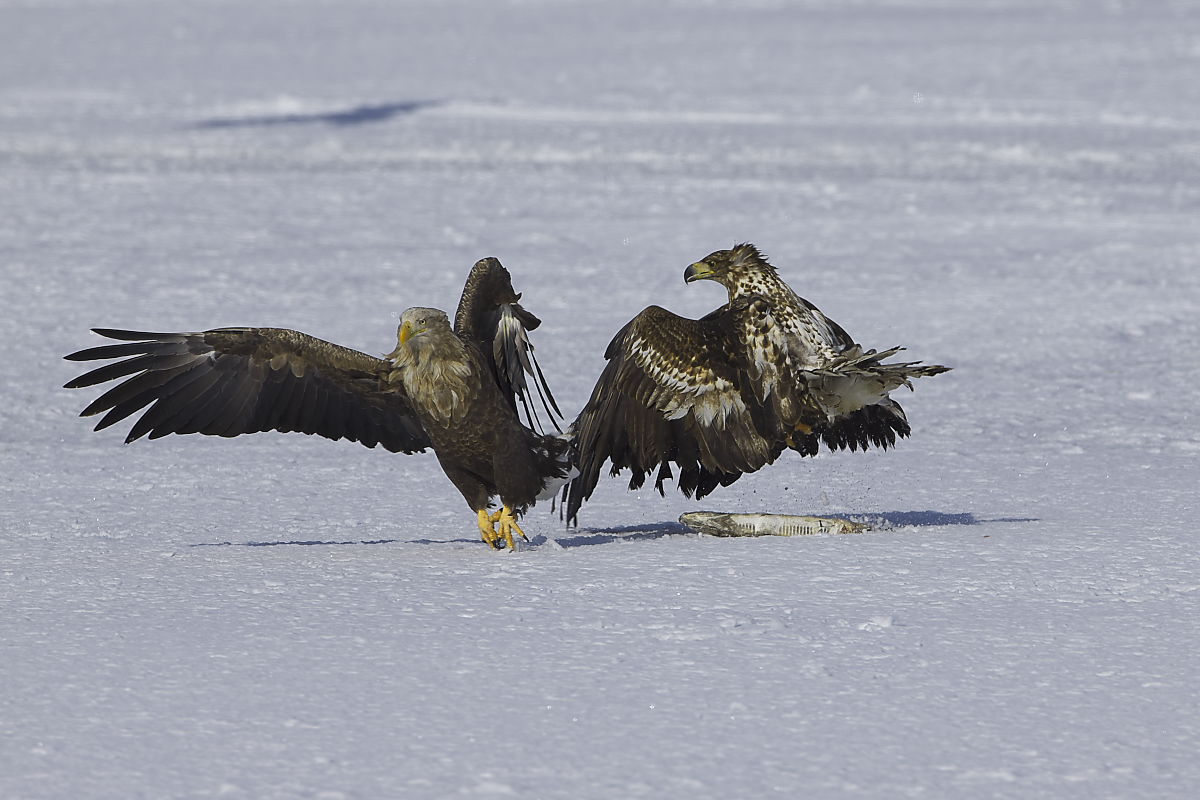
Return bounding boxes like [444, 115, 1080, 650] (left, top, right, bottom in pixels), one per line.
[564, 305, 783, 525]
[453, 257, 562, 433]
[64, 327, 431, 452]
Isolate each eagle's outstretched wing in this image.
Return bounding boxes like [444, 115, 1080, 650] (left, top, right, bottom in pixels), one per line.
[564, 305, 784, 525]
[64, 327, 431, 452]
[453, 257, 562, 433]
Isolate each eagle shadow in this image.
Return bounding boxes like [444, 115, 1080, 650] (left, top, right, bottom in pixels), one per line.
[549, 510, 1036, 549]
[186, 511, 1033, 550]
[193, 538, 403, 548]
[543, 522, 693, 549]
[191, 99, 443, 130]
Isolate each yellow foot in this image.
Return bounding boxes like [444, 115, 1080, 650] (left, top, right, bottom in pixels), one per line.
[494, 506, 528, 552]
[477, 509, 503, 550]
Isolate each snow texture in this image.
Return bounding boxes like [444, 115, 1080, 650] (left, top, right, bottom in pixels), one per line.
[3, 0, 1199, 798]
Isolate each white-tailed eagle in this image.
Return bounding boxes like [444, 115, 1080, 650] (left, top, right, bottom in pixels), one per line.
[64, 257, 571, 550]
[563, 243, 949, 524]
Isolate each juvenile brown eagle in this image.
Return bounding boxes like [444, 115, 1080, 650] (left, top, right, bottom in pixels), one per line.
[64, 257, 571, 550]
[563, 243, 949, 524]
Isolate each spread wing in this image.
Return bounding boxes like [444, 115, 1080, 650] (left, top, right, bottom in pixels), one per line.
[453, 257, 562, 433]
[64, 327, 431, 452]
[564, 305, 784, 525]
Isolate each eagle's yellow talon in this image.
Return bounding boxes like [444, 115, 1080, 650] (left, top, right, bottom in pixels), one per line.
[494, 506, 526, 551]
[794, 422, 813, 435]
[477, 509, 504, 549]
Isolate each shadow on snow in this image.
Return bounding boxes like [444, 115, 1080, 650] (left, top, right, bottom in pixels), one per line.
[193, 538, 405, 548]
[550, 510, 1039, 549]
[186, 511, 1036, 550]
[191, 99, 442, 130]
[549, 522, 693, 549]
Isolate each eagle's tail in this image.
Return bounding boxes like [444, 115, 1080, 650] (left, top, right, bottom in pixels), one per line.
[789, 348, 949, 455]
[802, 347, 949, 420]
[820, 345, 950, 388]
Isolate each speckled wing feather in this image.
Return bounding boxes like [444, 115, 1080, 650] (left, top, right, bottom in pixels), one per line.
[564, 305, 782, 525]
[64, 327, 431, 452]
[722, 252, 948, 454]
[453, 257, 562, 433]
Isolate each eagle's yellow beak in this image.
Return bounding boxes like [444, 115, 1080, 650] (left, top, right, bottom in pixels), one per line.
[684, 262, 714, 283]
[387, 319, 422, 361]
[398, 320, 414, 344]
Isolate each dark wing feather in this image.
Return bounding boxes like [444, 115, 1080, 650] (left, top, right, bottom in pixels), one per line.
[64, 328, 431, 453]
[564, 305, 781, 525]
[817, 399, 911, 453]
[453, 257, 563, 433]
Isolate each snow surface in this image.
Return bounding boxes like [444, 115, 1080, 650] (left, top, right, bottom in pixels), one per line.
[3, 0, 1200, 797]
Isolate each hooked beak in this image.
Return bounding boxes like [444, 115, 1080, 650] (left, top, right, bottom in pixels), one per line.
[386, 319, 422, 360]
[684, 262, 714, 283]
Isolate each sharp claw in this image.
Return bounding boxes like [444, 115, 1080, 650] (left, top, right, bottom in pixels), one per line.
[494, 506, 526, 551]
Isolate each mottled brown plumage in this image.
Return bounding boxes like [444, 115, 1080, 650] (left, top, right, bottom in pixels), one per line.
[564, 243, 949, 524]
[64, 257, 570, 549]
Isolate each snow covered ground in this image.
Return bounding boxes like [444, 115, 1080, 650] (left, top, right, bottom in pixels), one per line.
[3, 0, 1199, 797]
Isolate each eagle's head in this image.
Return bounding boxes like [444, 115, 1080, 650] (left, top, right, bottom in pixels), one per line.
[684, 243, 776, 297]
[386, 307, 454, 362]
[385, 306, 476, 424]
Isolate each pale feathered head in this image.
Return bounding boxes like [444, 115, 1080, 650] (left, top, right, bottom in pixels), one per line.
[386, 307, 454, 361]
[384, 306, 476, 425]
